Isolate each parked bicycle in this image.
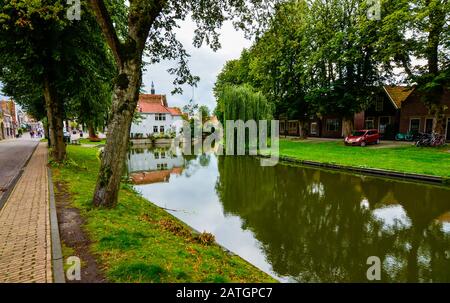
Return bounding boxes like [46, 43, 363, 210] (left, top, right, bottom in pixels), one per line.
[395, 131, 414, 141]
[415, 132, 446, 147]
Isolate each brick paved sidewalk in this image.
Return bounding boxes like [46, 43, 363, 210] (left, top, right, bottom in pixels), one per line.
[0, 143, 52, 282]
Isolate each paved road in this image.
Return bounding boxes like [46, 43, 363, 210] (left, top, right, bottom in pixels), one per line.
[0, 138, 39, 203]
[0, 143, 52, 282]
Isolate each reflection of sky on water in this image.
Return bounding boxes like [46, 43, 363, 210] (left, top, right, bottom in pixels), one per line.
[372, 205, 411, 229]
[129, 148, 450, 282]
[442, 223, 450, 234]
[134, 156, 287, 281]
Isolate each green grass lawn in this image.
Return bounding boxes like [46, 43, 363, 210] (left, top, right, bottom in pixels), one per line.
[279, 140, 450, 178]
[79, 138, 106, 145]
[51, 145, 274, 283]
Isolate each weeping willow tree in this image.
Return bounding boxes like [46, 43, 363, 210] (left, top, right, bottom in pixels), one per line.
[216, 84, 274, 154]
[218, 84, 273, 123]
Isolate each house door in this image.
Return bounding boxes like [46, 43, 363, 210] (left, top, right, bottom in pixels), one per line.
[378, 116, 391, 134]
[425, 118, 433, 134]
[447, 118, 450, 141]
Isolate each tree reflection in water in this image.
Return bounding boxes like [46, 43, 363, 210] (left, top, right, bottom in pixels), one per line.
[215, 156, 450, 282]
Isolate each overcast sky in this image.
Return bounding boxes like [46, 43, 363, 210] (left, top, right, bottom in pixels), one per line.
[142, 17, 252, 112]
[0, 17, 251, 111]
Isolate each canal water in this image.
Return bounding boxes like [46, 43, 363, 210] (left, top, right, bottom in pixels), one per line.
[127, 146, 450, 282]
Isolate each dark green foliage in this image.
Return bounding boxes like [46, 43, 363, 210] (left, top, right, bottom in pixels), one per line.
[214, 0, 449, 126]
[217, 84, 273, 123]
[0, 1, 115, 129]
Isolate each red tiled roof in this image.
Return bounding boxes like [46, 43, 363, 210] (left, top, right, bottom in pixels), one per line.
[139, 102, 171, 114]
[130, 170, 171, 185]
[383, 86, 415, 109]
[139, 94, 167, 106]
[137, 94, 182, 116]
[130, 167, 184, 185]
[167, 107, 182, 116]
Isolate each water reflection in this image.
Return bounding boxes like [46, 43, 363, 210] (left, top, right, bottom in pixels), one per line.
[128, 146, 450, 282]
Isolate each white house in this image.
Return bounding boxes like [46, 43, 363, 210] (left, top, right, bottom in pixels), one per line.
[127, 146, 185, 174]
[127, 146, 185, 185]
[130, 85, 183, 138]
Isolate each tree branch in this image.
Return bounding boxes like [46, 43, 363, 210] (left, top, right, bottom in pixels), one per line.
[88, 0, 124, 67]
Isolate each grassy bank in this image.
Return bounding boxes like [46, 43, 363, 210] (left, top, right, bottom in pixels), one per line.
[51, 145, 275, 283]
[79, 138, 106, 145]
[279, 140, 450, 178]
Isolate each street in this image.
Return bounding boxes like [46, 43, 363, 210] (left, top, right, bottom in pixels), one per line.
[0, 136, 39, 205]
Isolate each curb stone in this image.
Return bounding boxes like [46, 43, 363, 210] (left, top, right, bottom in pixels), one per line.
[48, 167, 65, 283]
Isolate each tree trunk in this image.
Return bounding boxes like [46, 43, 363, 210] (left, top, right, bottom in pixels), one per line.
[299, 120, 308, 139]
[88, 123, 97, 138]
[92, 59, 141, 207]
[342, 117, 354, 137]
[43, 75, 66, 162]
[431, 103, 447, 135]
[89, 0, 164, 207]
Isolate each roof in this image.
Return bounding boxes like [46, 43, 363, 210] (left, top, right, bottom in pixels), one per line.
[383, 86, 415, 109]
[137, 94, 182, 116]
[139, 94, 167, 106]
[139, 102, 171, 114]
[130, 167, 183, 185]
[167, 107, 182, 116]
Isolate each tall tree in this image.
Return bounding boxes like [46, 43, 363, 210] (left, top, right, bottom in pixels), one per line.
[87, 0, 278, 207]
[379, 0, 450, 133]
[215, 0, 382, 137]
[0, 0, 115, 160]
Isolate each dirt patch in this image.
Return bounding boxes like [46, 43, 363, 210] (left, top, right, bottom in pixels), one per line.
[54, 181, 107, 283]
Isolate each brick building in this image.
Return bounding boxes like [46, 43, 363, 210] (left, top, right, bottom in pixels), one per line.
[0, 100, 17, 139]
[280, 85, 450, 141]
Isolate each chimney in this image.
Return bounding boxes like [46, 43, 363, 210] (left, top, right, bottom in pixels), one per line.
[151, 81, 155, 94]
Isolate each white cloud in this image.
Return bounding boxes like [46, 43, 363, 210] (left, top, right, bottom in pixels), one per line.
[142, 17, 252, 112]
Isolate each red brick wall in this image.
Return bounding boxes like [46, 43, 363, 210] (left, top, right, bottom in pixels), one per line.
[354, 112, 365, 130]
[321, 115, 343, 138]
[399, 90, 450, 134]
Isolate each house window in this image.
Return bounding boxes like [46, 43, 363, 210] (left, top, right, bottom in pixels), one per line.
[157, 163, 168, 170]
[155, 113, 166, 121]
[154, 152, 159, 159]
[379, 116, 391, 134]
[409, 118, 420, 134]
[326, 119, 340, 132]
[375, 98, 384, 112]
[161, 152, 166, 159]
[310, 122, 318, 135]
[425, 118, 433, 134]
[365, 117, 375, 129]
[160, 126, 165, 133]
[153, 126, 158, 133]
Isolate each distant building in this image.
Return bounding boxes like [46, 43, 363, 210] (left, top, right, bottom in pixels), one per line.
[0, 100, 17, 139]
[130, 83, 183, 139]
[127, 146, 185, 185]
[280, 85, 450, 141]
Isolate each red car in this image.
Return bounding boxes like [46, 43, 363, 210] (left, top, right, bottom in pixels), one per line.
[344, 129, 380, 147]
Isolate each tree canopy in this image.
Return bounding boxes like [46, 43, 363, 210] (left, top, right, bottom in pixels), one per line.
[214, 0, 449, 135]
[0, 0, 116, 159]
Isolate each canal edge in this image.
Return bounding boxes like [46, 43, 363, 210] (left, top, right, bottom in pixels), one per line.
[259, 155, 448, 185]
[154, 203, 280, 282]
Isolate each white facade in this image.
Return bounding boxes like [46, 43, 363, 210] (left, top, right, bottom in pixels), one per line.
[127, 146, 184, 173]
[131, 113, 183, 137]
